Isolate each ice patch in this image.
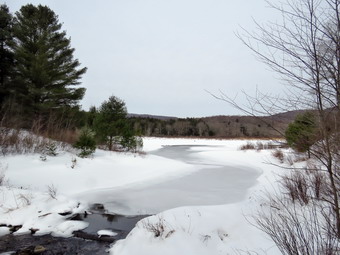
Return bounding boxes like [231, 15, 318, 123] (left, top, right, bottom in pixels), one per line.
[97, 229, 117, 237]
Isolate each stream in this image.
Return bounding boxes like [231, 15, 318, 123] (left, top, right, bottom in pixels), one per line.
[0, 145, 261, 254]
[0, 204, 147, 255]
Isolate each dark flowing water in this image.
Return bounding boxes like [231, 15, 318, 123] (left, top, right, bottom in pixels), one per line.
[72, 211, 148, 240]
[0, 234, 109, 255]
[0, 204, 148, 255]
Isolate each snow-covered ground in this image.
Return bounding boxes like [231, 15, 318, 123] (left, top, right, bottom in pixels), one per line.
[109, 138, 285, 255]
[0, 137, 287, 254]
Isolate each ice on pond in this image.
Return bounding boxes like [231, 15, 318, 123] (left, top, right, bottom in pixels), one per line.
[77, 145, 261, 215]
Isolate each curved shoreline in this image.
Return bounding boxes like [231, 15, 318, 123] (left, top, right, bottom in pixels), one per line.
[76, 145, 261, 216]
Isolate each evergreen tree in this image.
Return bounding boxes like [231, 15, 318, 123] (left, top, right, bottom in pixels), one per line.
[94, 96, 142, 152]
[12, 4, 86, 118]
[86, 105, 97, 127]
[94, 96, 128, 151]
[0, 4, 14, 109]
[74, 127, 96, 158]
[120, 124, 143, 152]
[285, 111, 317, 158]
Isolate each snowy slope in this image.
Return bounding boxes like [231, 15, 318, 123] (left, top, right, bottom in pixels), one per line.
[0, 137, 285, 254]
[110, 138, 283, 254]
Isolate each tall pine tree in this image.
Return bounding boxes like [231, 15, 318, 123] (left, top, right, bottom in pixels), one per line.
[0, 4, 14, 109]
[12, 4, 87, 119]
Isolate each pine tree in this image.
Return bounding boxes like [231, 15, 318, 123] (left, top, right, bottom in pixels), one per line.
[285, 111, 317, 158]
[0, 4, 14, 109]
[93, 96, 142, 152]
[12, 4, 87, 118]
[74, 127, 96, 158]
[94, 96, 128, 151]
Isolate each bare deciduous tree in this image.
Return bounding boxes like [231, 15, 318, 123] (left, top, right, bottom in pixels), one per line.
[215, 0, 340, 253]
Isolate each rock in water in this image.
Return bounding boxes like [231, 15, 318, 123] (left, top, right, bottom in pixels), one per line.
[33, 245, 46, 254]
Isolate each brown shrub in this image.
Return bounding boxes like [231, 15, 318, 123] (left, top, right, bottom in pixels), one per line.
[281, 171, 309, 205]
[240, 142, 256, 150]
[272, 149, 284, 163]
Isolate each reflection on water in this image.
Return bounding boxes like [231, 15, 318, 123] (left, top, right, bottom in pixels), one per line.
[76, 212, 148, 239]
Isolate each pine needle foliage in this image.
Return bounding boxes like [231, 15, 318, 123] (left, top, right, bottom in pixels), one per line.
[74, 127, 96, 158]
[12, 4, 87, 117]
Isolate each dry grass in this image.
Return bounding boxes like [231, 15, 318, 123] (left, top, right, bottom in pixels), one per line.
[18, 193, 32, 206]
[47, 184, 58, 200]
[240, 141, 286, 151]
[142, 216, 175, 239]
[0, 162, 7, 186]
[0, 171, 6, 186]
[272, 149, 284, 163]
[280, 168, 328, 205]
[0, 128, 72, 156]
[281, 171, 309, 205]
[240, 142, 256, 150]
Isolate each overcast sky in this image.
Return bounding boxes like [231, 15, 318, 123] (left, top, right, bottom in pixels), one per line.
[6, 0, 282, 117]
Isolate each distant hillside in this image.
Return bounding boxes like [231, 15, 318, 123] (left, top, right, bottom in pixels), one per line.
[128, 113, 177, 120]
[129, 110, 306, 138]
[266, 110, 307, 122]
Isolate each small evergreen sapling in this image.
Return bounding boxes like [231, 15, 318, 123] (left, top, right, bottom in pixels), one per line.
[120, 129, 143, 152]
[285, 111, 317, 158]
[44, 142, 58, 156]
[74, 127, 96, 158]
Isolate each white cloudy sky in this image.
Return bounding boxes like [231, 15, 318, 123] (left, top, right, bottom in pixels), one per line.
[6, 0, 282, 117]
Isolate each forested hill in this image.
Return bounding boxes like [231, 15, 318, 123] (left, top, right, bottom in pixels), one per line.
[128, 110, 305, 138]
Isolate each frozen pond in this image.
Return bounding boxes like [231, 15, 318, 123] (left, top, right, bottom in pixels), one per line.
[78, 145, 261, 215]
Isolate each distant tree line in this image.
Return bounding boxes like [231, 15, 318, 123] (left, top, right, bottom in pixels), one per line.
[128, 114, 290, 138]
[129, 117, 214, 137]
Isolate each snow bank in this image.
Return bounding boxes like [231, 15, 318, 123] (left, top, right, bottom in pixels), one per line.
[2, 148, 195, 196]
[0, 137, 286, 254]
[0, 186, 87, 237]
[109, 138, 285, 254]
[110, 204, 281, 255]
